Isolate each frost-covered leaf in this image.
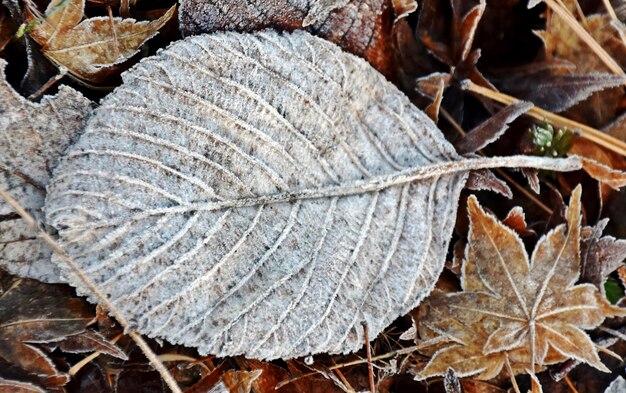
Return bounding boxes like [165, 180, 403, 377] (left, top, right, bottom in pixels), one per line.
[0, 59, 92, 282]
[465, 169, 512, 199]
[454, 101, 533, 154]
[580, 157, 626, 190]
[25, 0, 176, 83]
[178, 0, 397, 77]
[0, 378, 45, 393]
[580, 218, 626, 293]
[45, 30, 581, 360]
[492, 71, 626, 113]
[415, 186, 625, 386]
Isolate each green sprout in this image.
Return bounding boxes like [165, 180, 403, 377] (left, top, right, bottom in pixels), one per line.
[530, 122, 574, 158]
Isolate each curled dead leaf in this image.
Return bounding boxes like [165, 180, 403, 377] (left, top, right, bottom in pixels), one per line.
[24, 0, 175, 83]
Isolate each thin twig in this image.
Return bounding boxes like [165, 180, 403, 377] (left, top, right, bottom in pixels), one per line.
[542, 0, 624, 78]
[107, 6, 120, 60]
[556, 0, 587, 28]
[276, 345, 422, 389]
[363, 323, 376, 393]
[494, 169, 553, 214]
[28, 68, 67, 100]
[465, 81, 626, 157]
[0, 188, 182, 393]
[563, 375, 579, 393]
[504, 355, 521, 393]
[602, 0, 618, 21]
[333, 369, 355, 393]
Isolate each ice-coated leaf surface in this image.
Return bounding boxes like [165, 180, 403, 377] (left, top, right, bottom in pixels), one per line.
[0, 59, 91, 282]
[45, 30, 580, 360]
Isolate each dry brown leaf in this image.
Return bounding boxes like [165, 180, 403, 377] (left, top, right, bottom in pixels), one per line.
[0, 270, 94, 390]
[0, 58, 92, 282]
[538, 14, 626, 74]
[0, 378, 45, 393]
[415, 186, 626, 387]
[580, 218, 626, 293]
[52, 329, 127, 359]
[454, 101, 534, 155]
[24, 0, 175, 83]
[392, 0, 417, 20]
[569, 138, 626, 200]
[178, 0, 398, 78]
[209, 370, 263, 393]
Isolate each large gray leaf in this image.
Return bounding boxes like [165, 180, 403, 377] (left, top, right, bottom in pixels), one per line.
[0, 59, 92, 282]
[44, 30, 579, 360]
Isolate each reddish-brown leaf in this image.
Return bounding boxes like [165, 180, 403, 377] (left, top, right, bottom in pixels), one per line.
[178, 0, 398, 78]
[0, 378, 46, 393]
[502, 206, 535, 237]
[0, 4, 16, 53]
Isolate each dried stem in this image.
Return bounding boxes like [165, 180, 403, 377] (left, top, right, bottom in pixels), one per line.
[363, 323, 375, 393]
[563, 375, 579, 393]
[465, 81, 626, 157]
[602, 0, 618, 21]
[28, 68, 67, 100]
[555, 0, 587, 27]
[276, 345, 423, 389]
[504, 354, 521, 393]
[333, 369, 355, 393]
[0, 188, 182, 393]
